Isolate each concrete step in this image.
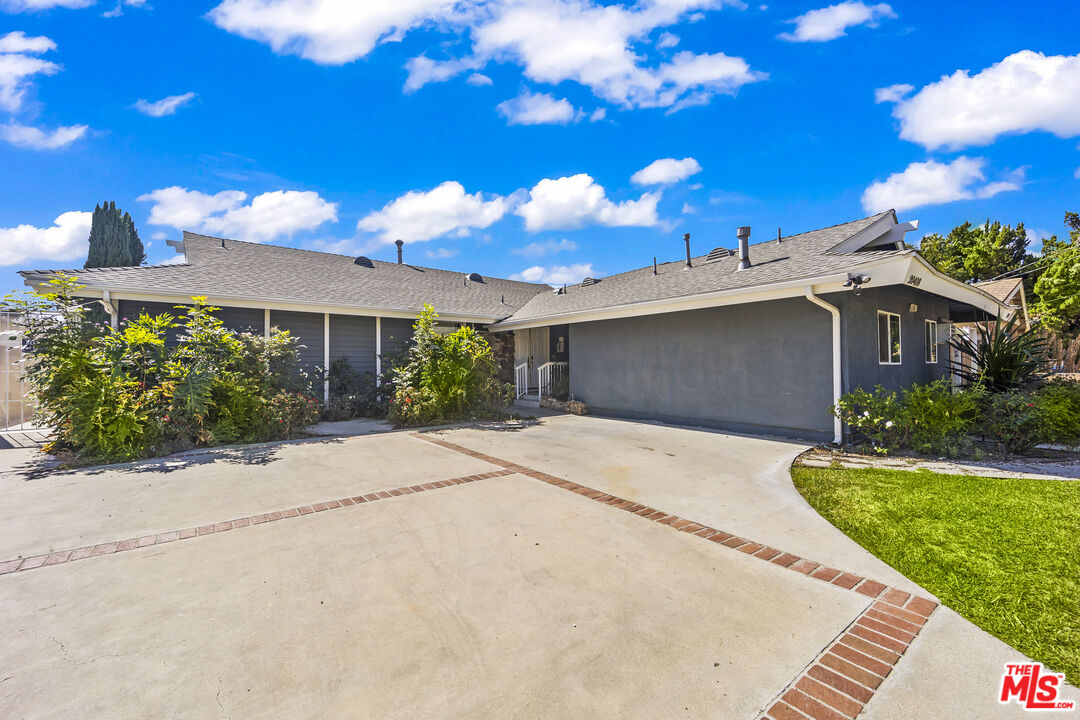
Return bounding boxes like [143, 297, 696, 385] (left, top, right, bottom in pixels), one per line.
[515, 395, 541, 409]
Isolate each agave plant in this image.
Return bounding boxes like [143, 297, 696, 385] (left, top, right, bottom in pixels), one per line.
[948, 312, 1049, 392]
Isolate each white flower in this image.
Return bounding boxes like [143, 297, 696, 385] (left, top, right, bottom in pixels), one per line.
[885, 421, 894, 429]
[863, 411, 870, 417]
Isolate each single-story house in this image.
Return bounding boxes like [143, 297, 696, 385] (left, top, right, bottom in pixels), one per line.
[20, 210, 1010, 442]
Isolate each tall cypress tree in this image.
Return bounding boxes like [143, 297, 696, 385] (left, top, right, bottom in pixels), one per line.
[84, 201, 147, 268]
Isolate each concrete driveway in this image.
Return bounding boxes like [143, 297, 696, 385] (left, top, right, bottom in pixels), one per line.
[0, 415, 1075, 719]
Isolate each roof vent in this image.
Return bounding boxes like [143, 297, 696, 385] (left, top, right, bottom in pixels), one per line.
[581, 276, 598, 287]
[706, 247, 732, 262]
[354, 256, 374, 268]
[467, 272, 484, 283]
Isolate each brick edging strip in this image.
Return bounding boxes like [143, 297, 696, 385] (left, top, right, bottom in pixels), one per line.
[0, 469, 515, 577]
[413, 432, 941, 719]
[757, 592, 937, 720]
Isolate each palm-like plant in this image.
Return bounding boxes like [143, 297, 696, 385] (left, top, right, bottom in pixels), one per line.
[948, 312, 1049, 391]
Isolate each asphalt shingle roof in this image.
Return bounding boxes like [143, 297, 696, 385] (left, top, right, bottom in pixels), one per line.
[21, 233, 551, 321]
[974, 278, 1023, 304]
[500, 211, 909, 324]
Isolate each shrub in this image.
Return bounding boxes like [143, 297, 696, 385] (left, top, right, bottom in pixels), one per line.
[948, 313, 1049, 391]
[322, 357, 377, 421]
[832, 385, 904, 452]
[980, 390, 1043, 455]
[386, 305, 508, 426]
[899, 378, 981, 456]
[1034, 380, 1080, 447]
[4, 276, 319, 462]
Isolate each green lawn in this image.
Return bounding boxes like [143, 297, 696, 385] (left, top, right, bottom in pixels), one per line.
[791, 465, 1080, 685]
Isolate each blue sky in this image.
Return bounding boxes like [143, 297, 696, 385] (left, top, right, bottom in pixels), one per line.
[1, 0, 1078, 295]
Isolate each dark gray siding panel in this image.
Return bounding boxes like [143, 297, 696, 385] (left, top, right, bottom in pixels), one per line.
[329, 315, 377, 376]
[569, 298, 834, 440]
[826, 285, 951, 395]
[380, 317, 414, 359]
[116, 300, 186, 346]
[270, 310, 324, 373]
[215, 306, 264, 336]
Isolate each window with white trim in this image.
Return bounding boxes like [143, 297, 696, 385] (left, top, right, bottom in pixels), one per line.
[877, 311, 901, 364]
[925, 320, 938, 363]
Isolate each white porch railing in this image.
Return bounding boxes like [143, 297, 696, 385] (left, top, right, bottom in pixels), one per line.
[537, 361, 568, 398]
[514, 362, 529, 399]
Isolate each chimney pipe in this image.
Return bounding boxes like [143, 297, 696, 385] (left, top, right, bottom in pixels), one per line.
[683, 233, 692, 269]
[736, 226, 751, 271]
[395, 239, 403, 264]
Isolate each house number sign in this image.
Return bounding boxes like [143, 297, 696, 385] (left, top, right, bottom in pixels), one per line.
[906, 274, 923, 287]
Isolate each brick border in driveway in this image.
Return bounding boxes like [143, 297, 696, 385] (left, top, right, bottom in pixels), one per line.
[0, 468, 514, 576]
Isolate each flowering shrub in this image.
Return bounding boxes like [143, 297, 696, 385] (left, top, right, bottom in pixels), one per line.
[4, 275, 319, 462]
[980, 390, 1044, 455]
[1034, 380, 1080, 447]
[831, 386, 904, 453]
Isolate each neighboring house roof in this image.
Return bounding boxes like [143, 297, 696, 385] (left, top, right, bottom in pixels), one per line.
[974, 278, 1023, 305]
[20, 232, 550, 322]
[498, 211, 910, 325]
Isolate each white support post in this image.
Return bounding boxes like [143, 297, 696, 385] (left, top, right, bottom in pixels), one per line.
[375, 316, 382, 387]
[323, 313, 331, 403]
[264, 308, 270, 338]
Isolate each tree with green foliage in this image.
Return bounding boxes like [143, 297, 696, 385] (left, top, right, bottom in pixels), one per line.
[84, 201, 146, 268]
[1029, 212, 1080, 332]
[918, 219, 1030, 283]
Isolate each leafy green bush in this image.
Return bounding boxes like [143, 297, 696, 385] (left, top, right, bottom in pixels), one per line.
[831, 385, 904, 452]
[980, 390, 1043, 455]
[4, 275, 319, 462]
[387, 305, 508, 427]
[1034, 381, 1080, 447]
[322, 357, 377, 421]
[899, 378, 982, 456]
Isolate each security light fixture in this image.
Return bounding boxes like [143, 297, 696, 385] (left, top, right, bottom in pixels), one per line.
[843, 272, 871, 296]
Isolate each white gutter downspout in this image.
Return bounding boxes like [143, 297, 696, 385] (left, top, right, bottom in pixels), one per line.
[805, 286, 842, 445]
[100, 290, 118, 330]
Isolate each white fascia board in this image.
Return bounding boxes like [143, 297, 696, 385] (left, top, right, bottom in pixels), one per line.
[902, 255, 1010, 316]
[31, 284, 496, 324]
[491, 256, 916, 331]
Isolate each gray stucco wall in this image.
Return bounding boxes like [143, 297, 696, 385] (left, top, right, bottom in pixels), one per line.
[825, 285, 951, 394]
[568, 298, 835, 440]
[329, 315, 377, 376]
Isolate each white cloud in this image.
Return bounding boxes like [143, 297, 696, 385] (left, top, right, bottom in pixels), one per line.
[516, 173, 659, 231]
[0, 210, 90, 266]
[881, 51, 1080, 150]
[138, 186, 338, 242]
[589, 107, 606, 121]
[207, 0, 466, 65]
[496, 89, 578, 125]
[681, 202, 698, 214]
[0, 31, 55, 54]
[208, 0, 762, 112]
[861, 156, 1022, 213]
[0, 121, 86, 149]
[874, 82, 912, 104]
[356, 181, 511, 243]
[1075, 166, 1080, 179]
[134, 92, 196, 117]
[511, 262, 595, 286]
[631, 156, 701, 185]
[778, 2, 895, 42]
[656, 31, 679, 49]
[1, 0, 93, 10]
[425, 247, 458, 259]
[466, 72, 492, 86]
[512, 238, 577, 257]
[0, 32, 59, 112]
[155, 252, 187, 266]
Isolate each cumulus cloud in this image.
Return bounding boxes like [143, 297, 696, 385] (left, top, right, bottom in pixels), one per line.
[0, 210, 91, 266]
[0, 121, 86, 148]
[511, 263, 596, 286]
[880, 50, 1080, 150]
[425, 247, 458, 259]
[1, 0, 93, 10]
[134, 92, 196, 117]
[778, 2, 895, 42]
[208, 0, 762, 112]
[496, 89, 578, 125]
[516, 173, 659, 231]
[861, 156, 1022, 213]
[512, 238, 577, 257]
[138, 186, 338, 242]
[466, 72, 492, 86]
[874, 82, 912, 104]
[0, 31, 60, 112]
[631, 156, 701, 185]
[356, 181, 512, 243]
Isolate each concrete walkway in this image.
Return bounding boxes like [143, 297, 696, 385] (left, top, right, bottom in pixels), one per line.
[0, 415, 1075, 718]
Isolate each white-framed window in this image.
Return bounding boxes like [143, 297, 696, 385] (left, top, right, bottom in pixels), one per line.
[925, 320, 938, 363]
[877, 310, 901, 365]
